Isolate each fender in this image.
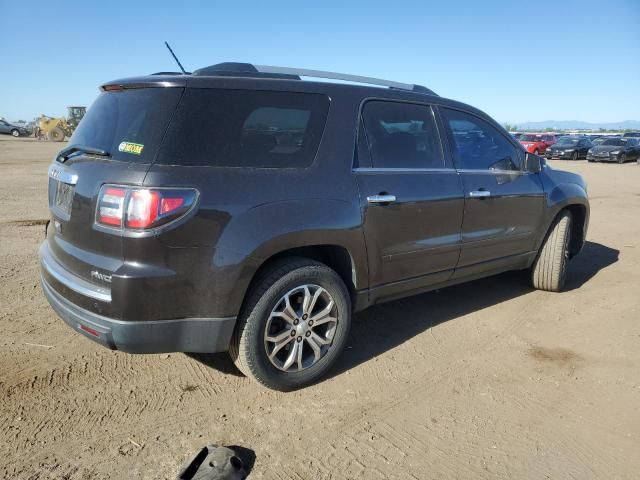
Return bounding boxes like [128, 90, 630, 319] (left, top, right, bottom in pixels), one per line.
[534, 181, 590, 253]
[210, 198, 367, 316]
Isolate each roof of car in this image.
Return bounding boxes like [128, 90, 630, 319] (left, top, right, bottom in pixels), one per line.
[99, 62, 511, 134]
[104, 62, 441, 98]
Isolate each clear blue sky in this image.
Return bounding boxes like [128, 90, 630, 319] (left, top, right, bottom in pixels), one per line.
[1, 0, 638, 124]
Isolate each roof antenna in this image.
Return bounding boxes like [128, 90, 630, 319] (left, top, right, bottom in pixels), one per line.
[164, 41, 187, 75]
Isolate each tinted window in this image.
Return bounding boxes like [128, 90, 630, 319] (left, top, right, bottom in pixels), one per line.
[557, 138, 579, 146]
[602, 139, 625, 146]
[69, 88, 182, 164]
[157, 89, 329, 167]
[443, 109, 520, 171]
[361, 101, 444, 169]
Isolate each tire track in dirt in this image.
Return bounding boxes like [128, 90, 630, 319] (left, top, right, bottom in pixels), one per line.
[4, 283, 539, 478]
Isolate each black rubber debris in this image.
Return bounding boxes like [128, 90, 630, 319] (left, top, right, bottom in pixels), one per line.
[177, 444, 250, 480]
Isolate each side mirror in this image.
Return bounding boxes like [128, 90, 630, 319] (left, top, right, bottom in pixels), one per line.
[525, 153, 542, 173]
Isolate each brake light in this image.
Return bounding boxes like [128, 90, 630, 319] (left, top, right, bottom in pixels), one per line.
[96, 185, 197, 230]
[126, 190, 160, 228]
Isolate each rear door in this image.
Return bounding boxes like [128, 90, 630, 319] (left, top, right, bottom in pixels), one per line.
[45, 87, 182, 315]
[355, 100, 464, 299]
[439, 107, 545, 278]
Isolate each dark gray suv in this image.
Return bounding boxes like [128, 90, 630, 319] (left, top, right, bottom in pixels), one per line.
[40, 63, 589, 390]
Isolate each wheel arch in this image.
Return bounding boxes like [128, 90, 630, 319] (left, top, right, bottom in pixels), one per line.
[536, 182, 589, 259]
[564, 203, 587, 257]
[241, 244, 360, 311]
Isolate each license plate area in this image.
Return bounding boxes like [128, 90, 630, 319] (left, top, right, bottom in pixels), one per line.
[53, 180, 75, 218]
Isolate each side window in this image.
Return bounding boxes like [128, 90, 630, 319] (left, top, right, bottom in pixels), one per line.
[442, 108, 520, 171]
[157, 90, 330, 168]
[361, 101, 444, 169]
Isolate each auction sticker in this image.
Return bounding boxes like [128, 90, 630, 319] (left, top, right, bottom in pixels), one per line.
[118, 142, 144, 155]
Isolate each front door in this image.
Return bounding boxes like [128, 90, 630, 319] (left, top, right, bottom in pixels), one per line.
[439, 107, 545, 278]
[355, 100, 465, 299]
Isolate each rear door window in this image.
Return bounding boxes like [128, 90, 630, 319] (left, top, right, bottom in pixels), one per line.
[69, 88, 183, 164]
[157, 89, 330, 168]
[361, 101, 444, 169]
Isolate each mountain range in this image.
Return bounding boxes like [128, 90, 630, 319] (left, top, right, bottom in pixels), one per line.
[505, 120, 640, 131]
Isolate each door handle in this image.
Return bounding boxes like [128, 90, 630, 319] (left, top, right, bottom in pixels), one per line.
[367, 194, 397, 204]
[469, 190, 491, 198]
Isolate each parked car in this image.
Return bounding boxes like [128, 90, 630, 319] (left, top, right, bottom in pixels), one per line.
[0, 119, 29, 137]
[519, 134, 549, 154]
[587, 137, 640, 163]
[510, 132, 522, 140]
[545, 137, 592, 160]
[39, 62, 589, 390]
[622, 132, 640, 138]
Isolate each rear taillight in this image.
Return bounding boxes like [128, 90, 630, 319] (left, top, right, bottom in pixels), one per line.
[96, 185, 198, 230]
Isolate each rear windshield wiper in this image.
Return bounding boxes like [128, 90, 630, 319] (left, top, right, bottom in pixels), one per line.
[57, 145, 110, 162]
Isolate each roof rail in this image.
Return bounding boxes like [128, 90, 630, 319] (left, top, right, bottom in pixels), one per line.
[190, 63, 437, 96]
[254, 65, 437, 96]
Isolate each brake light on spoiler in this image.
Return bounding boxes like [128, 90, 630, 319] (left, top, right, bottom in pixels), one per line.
[96, 185, 198, 230]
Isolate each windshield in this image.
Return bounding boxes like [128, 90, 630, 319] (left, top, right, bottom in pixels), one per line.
[520, 134, 542, 142]
[556, 138, 580, 146]
[602, 139, 625, 146]
[69, 88, 182, 163]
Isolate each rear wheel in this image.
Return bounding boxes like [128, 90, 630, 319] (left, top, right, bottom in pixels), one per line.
[531, 211, 572, 292]
[229, 258, 351, 391]
[48, 127, 65, 142]
[534, 149, 539, 155]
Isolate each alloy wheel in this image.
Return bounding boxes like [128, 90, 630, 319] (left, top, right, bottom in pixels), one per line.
[264, 284, 338, 372]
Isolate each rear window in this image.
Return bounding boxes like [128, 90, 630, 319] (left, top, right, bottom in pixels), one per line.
[156, 89, 330, 168]
[69, 88, 182, 163]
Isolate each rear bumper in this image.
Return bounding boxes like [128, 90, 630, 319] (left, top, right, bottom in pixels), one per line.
[40, 273, 236, 354]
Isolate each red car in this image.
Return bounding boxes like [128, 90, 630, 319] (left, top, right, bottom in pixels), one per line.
[519, 133, 555, 154]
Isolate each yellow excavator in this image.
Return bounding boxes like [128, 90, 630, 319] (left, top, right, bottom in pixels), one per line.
[37, 106, 86, 142]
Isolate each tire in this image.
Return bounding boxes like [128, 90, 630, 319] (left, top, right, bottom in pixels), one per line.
[572, 151, 578, 160]
[48, 127, 65, 142]
[531, 211, 572, 292]
[618, 154, 626, 164]
[229, 257, 352, 391]
[10, 129, 20, 137]
[534, 149, 539, 155]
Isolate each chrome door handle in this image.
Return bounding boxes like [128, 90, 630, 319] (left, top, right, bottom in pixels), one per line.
[469, 190, 491, 198]
[367, 194, 397, 204]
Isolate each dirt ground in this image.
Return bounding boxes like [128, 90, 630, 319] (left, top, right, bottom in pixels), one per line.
[1, 136, 638, 479]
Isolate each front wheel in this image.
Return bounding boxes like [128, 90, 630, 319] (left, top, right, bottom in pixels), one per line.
[534, 149, 539, 155]
[531, 211, 572, 292]
[229, 258, 352, 391]
[572, 151, 578, 160]
[618, 154, 626, 164]
[10, 129, 20, 137]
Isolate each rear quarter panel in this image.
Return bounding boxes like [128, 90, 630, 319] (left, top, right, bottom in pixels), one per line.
[139, 90, 366, 317]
